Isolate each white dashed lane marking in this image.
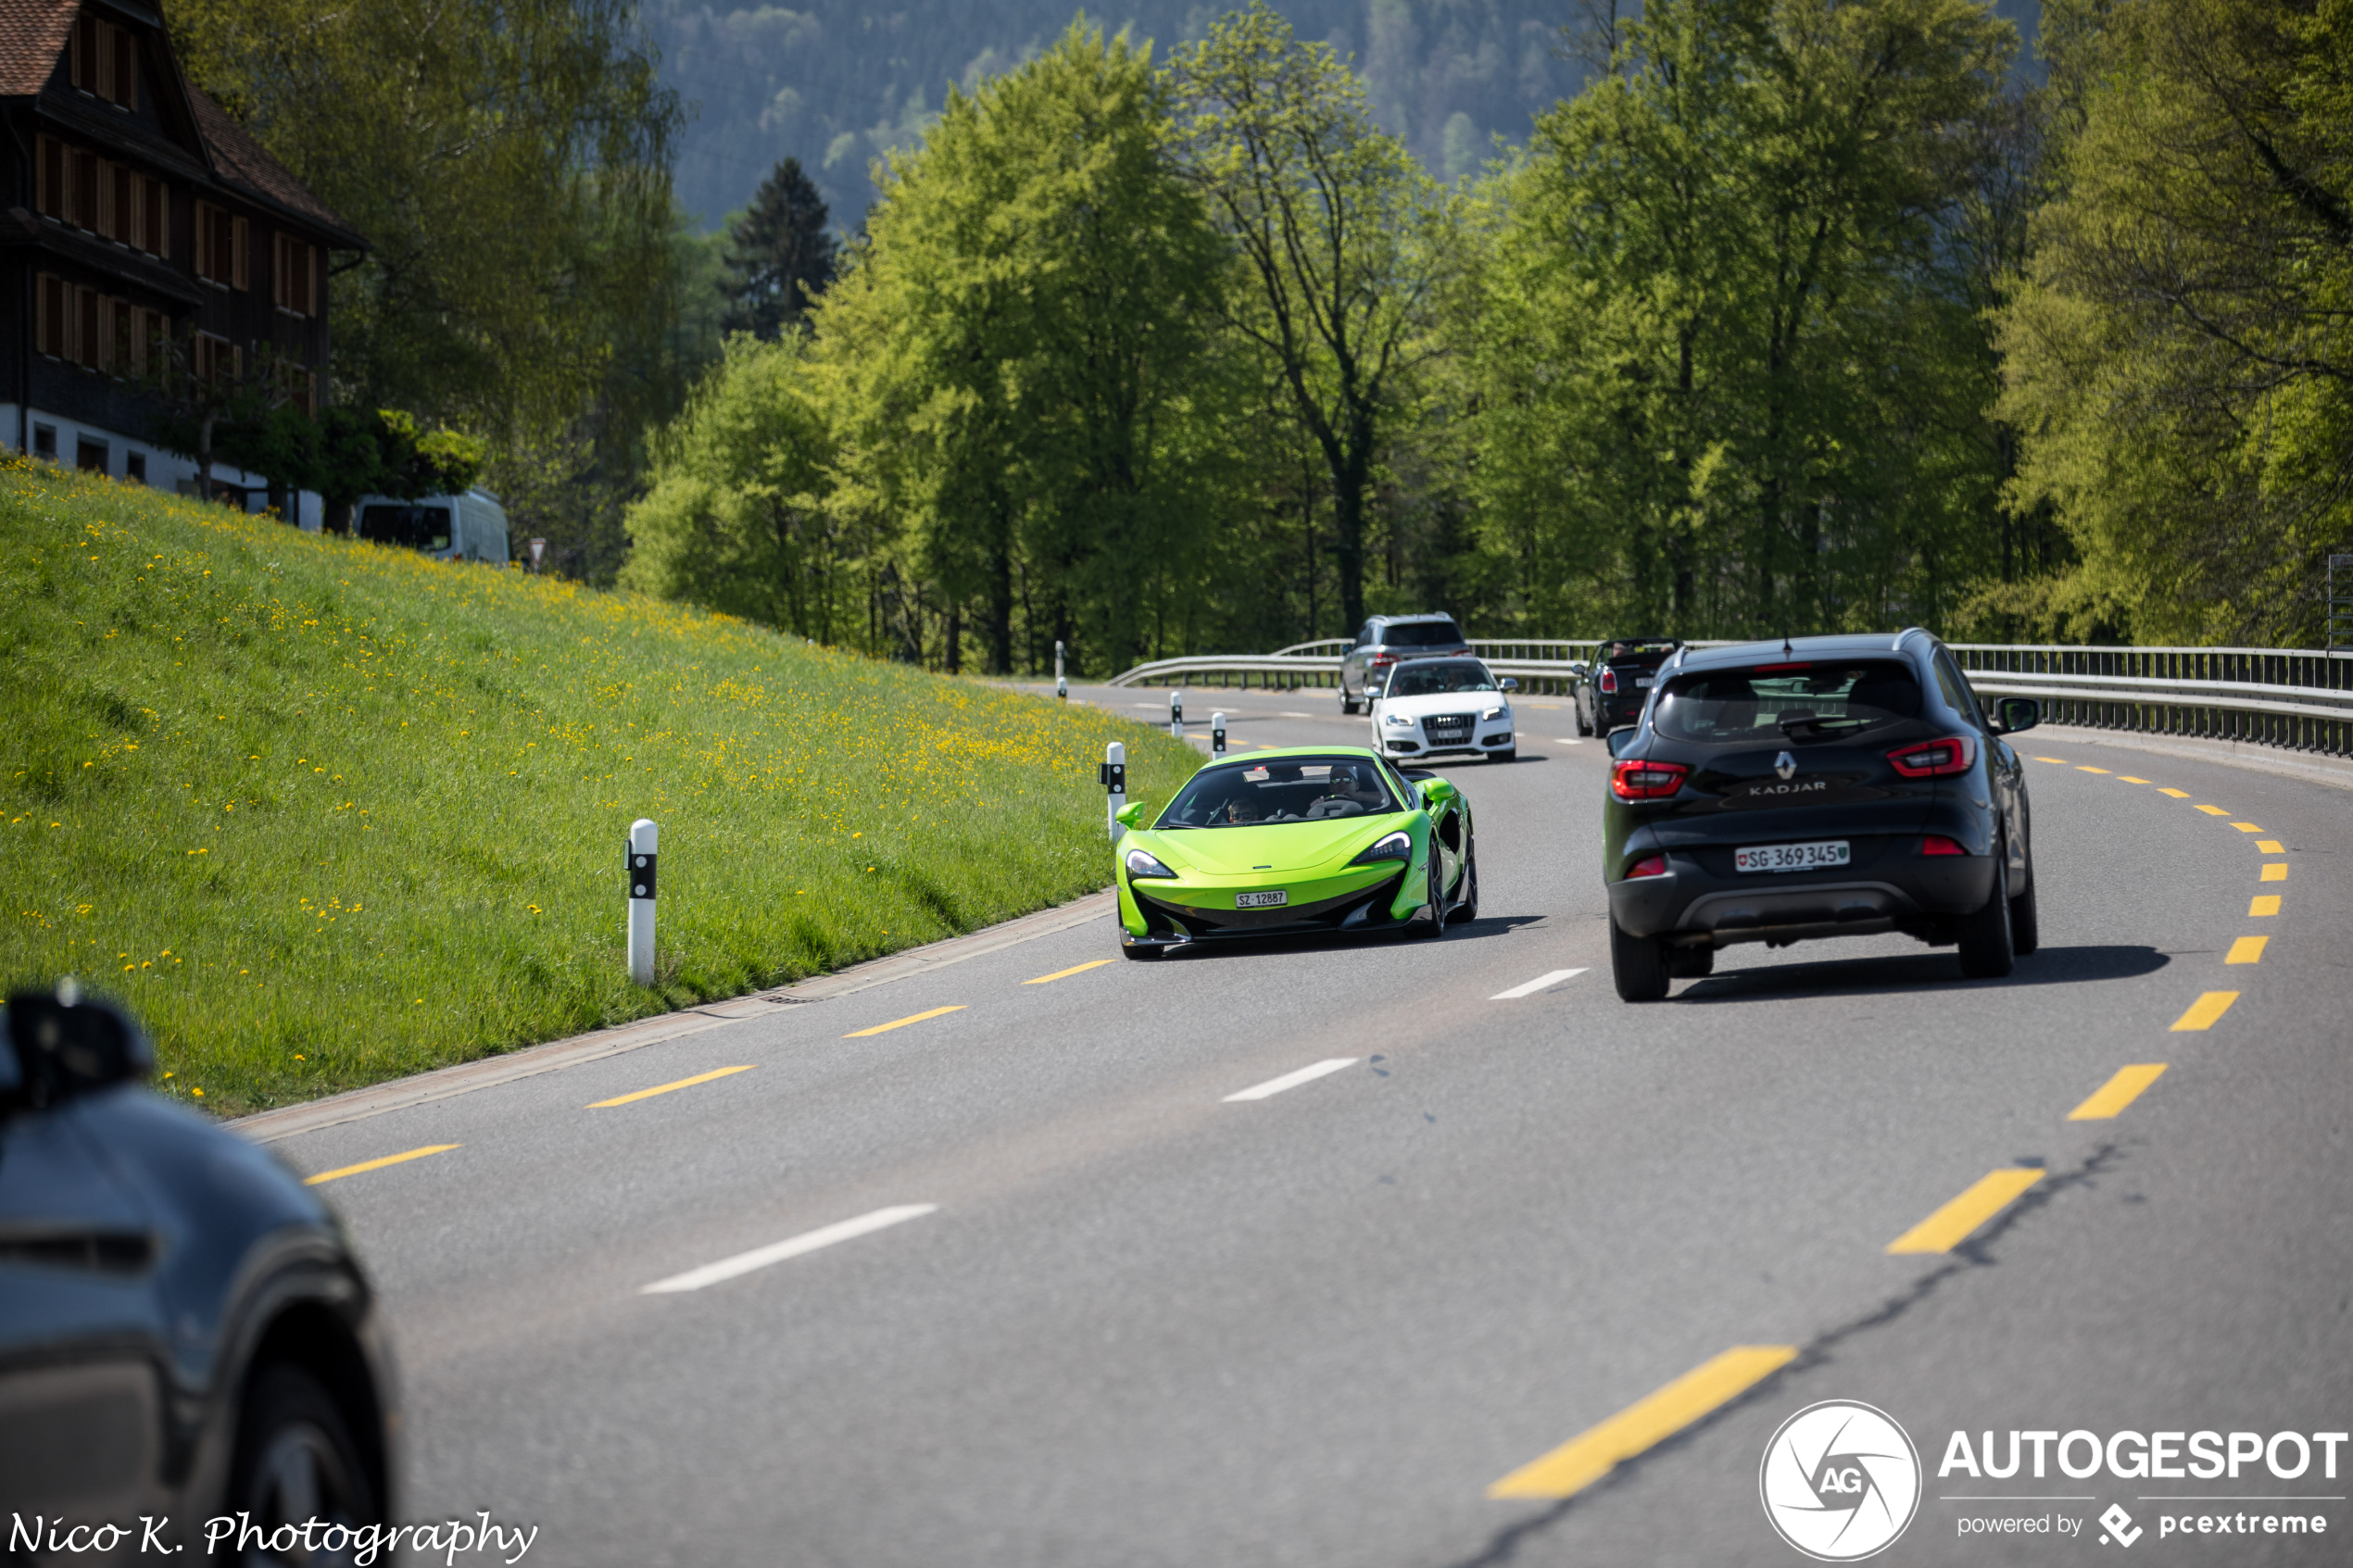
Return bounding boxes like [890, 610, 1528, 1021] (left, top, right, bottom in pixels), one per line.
[640, 1206, 938, 1294]
[1491, 968, 1590, 1000]
[1224, 1059, 1359, 1102]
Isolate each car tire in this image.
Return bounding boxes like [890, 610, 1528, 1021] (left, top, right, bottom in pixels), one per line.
[229, 1361, 379, 1551]
[1454, 844, 1478, 922]
[1407, 855, 1446, 939]
[2008, 866, 2040, 957]
[1487, 747, 1516, 763]
[1576, 702, 1594, 737]
[1609, 914, 1671, 1001]
[1667, 944, 1714, 979]
[1340, 685, 1358, 716]
[1957, 843, 2016, 979]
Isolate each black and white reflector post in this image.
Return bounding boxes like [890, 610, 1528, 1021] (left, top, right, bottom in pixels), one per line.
[1056, 640, 1067, 701]
[1101, 742, 1126, 843]
[626, 818, 658, 985]
[1213, 711, 1227, 757]
[1169, 688, 1184, 740]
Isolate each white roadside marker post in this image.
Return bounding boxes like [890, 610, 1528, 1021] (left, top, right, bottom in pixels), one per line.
[1213, 711, 1227, 757]
[626, 818, 658, 985]
[1169, 687, 1184, 740]
[1055, 640, 1067, 701]
[1102, 742, 1126, 844]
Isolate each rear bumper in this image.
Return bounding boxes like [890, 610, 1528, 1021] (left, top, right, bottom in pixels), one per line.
[1609, 850, 1996, 946]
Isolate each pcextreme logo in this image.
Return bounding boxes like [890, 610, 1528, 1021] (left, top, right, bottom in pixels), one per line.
[1761, 1400, 1923, 1561]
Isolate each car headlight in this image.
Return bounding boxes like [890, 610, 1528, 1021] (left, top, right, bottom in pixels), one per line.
[1483, 706, 1510, 721]
[1383, 712, 1416, 727]
[1351, 830, 1413, 865]
[1124, 848, 1177, 880]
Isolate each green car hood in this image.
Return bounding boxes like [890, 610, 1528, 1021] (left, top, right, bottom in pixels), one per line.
[1144, 814, 1407, 875]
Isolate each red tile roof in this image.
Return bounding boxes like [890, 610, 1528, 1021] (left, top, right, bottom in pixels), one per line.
[183, 81, 360, 243]
[0, 0, 75, 97]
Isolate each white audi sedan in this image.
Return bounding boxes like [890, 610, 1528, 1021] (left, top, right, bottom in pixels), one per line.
[1369, 657, 1519, 763]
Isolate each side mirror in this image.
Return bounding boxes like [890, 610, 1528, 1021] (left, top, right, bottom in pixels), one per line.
[1567, 660, 1588, 679]
[1114, 801, 1148, 829]
[1499, 677, 1519, 693]
[1992, 696, 2040, 735]
[4, 985, 154, 1110]
[1417, 778, 1459, 809]
[1605, 727, 1640, 759]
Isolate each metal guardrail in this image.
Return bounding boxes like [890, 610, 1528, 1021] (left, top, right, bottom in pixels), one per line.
[1950, 645, 2353, 758]
[1107, 638, 2353, 757]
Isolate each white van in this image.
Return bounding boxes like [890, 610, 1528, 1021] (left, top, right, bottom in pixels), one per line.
[355, 487, 510, 564]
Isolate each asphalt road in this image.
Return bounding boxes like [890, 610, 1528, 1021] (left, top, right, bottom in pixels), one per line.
[256, 685, 2353, 1566]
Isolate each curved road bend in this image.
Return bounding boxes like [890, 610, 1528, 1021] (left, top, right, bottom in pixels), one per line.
[256, 685, 2353, 1566]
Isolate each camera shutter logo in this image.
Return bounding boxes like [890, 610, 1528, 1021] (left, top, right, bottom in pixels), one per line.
[1759, 1400, 1921, 1561]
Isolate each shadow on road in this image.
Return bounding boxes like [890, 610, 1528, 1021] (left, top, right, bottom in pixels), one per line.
[1671, 943, 2171, 1001]
[1152, 911, 1549, 962]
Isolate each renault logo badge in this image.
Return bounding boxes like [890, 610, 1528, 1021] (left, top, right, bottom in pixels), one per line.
[1774, 750, 1796, 781]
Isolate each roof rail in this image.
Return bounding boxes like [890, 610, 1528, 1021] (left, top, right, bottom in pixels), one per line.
[1892, 626, 1932, 653]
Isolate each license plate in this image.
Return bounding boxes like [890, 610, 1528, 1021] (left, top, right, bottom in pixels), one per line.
[1635, 676, 1655, 687]
[1735, 841, 1849, 874]
[1236, 890, 1289, 909]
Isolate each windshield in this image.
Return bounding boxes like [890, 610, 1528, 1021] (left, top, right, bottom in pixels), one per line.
[360, 504, 452, 553]
[1154, 757, 1405, 828]
[1654, 661, 1923, 742]
[1384, 660, 1498, 698]
[1381, 621, 1464, 647]
[1603, 639, 1677, 663]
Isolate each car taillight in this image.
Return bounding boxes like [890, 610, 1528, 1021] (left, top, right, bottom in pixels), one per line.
[1599, 667, 1618, 694]
[1920, 834, 1967, 856]
[1372, 652, 1396, 665]
[1885, 735, 1977, 777]
[1627, 853, 1668, 878]
[1610, 759, 1688, 801]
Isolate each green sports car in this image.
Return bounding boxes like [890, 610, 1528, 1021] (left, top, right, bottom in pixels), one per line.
[1114, 746, 1478, 958]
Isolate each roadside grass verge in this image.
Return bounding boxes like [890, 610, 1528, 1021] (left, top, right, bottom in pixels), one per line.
[0, 458, 1194, 1114]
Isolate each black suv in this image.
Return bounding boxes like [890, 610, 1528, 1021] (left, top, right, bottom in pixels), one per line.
[1573, 638, 1680, 735]
[1600, 631, 2041, 1000]
[1338, 614, 1470, 714]
[0, 985, 397, 1549]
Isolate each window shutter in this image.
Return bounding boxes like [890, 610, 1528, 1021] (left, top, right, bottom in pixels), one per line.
[148, 180, 167, 258]
[35, 274, 49, 358]
[71, 17, 94, 91]
[76, 287, 98, 367]
[112, 27, 135, 110]
[35, 137, 48, 215]
[95, 162, 114, 241]
[70, 149, 94, 229]
[233, 217, 248, 289]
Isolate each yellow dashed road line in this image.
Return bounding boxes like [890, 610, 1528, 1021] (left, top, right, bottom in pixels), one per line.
[305, 1144, 460, 1185]
[1886, 1168, 2044, 1254]
[1487, 1347, 1798, 1500]
[2258, 839, 2284, 853]
[2261, 863, 2287, 882]
[846, 1005, 968, 1038]
[2171, 991, 2240, 1031]
[587, 1065, 754, 1110]
[2195, 804, 2231, 816]
[2225, 936, 2269, 965]
[2249, 895, 2281, 917]
[2159, 788, 2191, 798]
[2068, 1065, 2168, 1122]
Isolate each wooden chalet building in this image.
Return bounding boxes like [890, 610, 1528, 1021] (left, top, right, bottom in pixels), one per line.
[0, 0, 363, 523]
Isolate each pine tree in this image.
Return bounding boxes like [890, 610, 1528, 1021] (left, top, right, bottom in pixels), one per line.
[722, 157, 838, 339]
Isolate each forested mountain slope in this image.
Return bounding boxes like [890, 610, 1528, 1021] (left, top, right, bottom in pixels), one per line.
[647, 0, 1580, 227]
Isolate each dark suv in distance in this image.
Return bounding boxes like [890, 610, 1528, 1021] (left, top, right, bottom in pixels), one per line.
[0, 985, 397, 1552]
[1573, 637, 1681, 735]
[1599, 631, 2042, 1000]
[1339, 614, 1470, 714]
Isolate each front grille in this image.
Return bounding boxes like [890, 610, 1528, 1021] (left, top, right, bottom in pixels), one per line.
[1422, 713, 1475, 746]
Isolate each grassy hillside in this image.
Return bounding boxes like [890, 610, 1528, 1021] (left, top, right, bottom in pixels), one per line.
[0, 459, 1194, 1114]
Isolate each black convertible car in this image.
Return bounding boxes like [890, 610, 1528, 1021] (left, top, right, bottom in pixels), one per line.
[0, 985, 396, 1558]
[1600, 631, 2042, 1000]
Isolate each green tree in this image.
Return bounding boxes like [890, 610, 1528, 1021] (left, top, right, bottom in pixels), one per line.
[1171, 2, 1452, 636]
[1994, 0, 2353, 644]
[723, 157, 839, 341]
[172, 0, 683, 446]
[814, 19, 1229, 673]
[1467, 0, 2017, 637]
[619, 333, 847, 634]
